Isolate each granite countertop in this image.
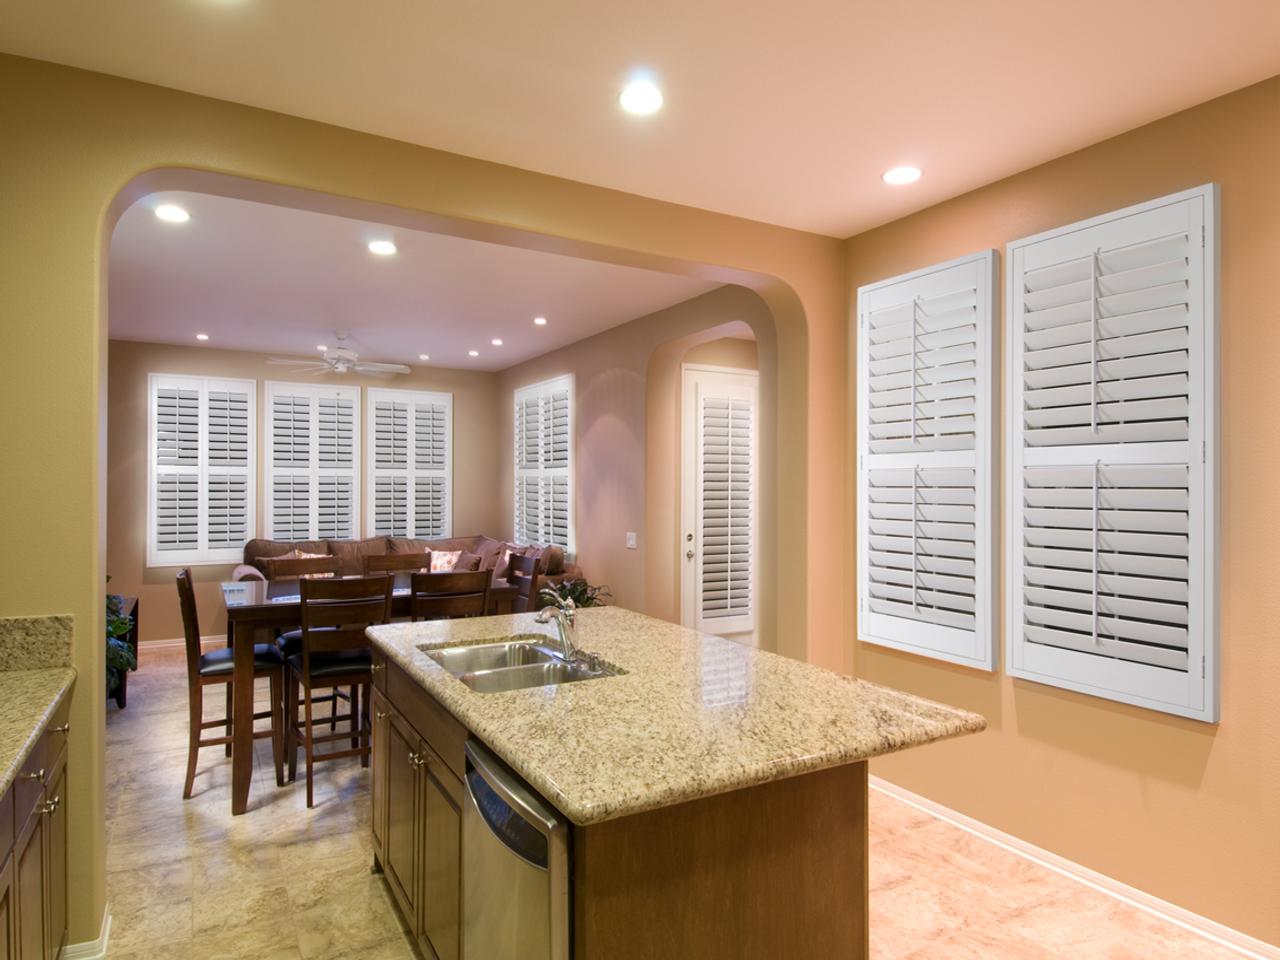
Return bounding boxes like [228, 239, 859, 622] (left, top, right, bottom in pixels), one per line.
[367, 606, 986, 825]
[0, 668, 77, 797]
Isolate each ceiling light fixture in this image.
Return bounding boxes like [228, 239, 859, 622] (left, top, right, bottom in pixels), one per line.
[155, 204, 190, 223]
[534, 316, 547, 326]
[620, 77, 663, 116]
[195, 333, 209, 341]
[882, 166, 923, 186]
[491, 339, 503, 346]
[468, 350, 479, 358]
[368, 239, 397, 256]
[317, 344, 328, 352]
[419, 353, 430, 361]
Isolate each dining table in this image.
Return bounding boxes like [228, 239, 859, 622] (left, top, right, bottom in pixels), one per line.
[219, 572, 516, 815]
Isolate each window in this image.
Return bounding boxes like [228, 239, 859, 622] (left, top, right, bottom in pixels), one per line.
[366, 387, 453, 539]
[1006, 185, 1218, 721]
[513, 375, 573, 551]
[856, 251, 998, 669]
[147, 374, 255, 566]
[265, 381, 360, 542]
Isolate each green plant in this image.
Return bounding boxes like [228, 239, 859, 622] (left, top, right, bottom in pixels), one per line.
[548, 578, 613, 608]
[105, 578, 137, 693]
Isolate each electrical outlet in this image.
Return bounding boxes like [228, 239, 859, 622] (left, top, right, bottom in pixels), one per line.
[626, 532, 638, 549]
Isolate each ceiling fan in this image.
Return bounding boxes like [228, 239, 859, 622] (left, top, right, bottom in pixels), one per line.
[267, 333, 410, 377]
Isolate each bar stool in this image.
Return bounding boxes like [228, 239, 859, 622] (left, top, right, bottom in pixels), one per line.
[509, 553, 543, 613]
[409, 569, 492, 620]
[176, 568, 284, 799]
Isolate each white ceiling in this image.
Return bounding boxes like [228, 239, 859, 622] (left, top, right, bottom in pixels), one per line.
[108, 191, 719, 369]
[4, 1, 1279, 237]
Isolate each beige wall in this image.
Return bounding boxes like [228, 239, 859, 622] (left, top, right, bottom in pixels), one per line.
[106, 338, 502, 642]
[682, 335, 758, 370]
[0, 53, 845, 941]
[845, 76, 1280, 942]
[496, 288, 777, 649]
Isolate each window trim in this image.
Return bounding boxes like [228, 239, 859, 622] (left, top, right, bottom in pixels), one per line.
[146, 372, 257, 567]
[365, 386, 454, 539]
[513, 373, 575, 554]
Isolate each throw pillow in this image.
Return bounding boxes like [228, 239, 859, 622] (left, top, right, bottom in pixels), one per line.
[431, 550, 462, 572]
[453, 551, 482, 572]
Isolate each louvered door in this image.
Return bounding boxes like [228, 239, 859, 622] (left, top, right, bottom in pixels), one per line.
[367, 389, 453, 539]
[513, 376, 573, 550]
[1007, 185, 1218, 721]
[682, 366, 758, 637]
[266, 382, 360, 542]
[148, 375, 255, 565]
[856, 251, 997, 669]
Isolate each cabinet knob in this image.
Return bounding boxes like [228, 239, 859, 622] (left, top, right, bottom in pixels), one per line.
[42, 796, 60, 815]
[370, 663, 385, 673]
[375, 710, 388, 721]
[21, 769, 45, 782]
[52, 723, 71, 734]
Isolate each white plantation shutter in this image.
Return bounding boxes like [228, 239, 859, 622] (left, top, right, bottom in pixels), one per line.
[265, 382, 360, 542]
[856, 251, 997, 669]
[366, 389, 452, 539]
[147, 374, 256, 565]
[697, 391, 755, 631]
[513, 376, 573, 551]
[1007, 185, 1218, 721]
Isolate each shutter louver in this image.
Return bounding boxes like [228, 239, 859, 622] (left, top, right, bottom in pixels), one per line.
[857, 251, 996, 669]
[365, 389, 452, 539]
[699, 396, 753, 621]
[267, 383, 361, 542]
[317, 475, 355, 540]
[1007, 185, 1217, 721]
[272, 394, 310, 466]
[272, 476, 311, 541]
[149, 375, 256, 565]
[318, 397, 355, 467]
[514, 376, 573, 551]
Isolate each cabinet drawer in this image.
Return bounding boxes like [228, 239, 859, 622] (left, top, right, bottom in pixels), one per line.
[386, 659, 466, 780]
[372, 648, 388, 693]
[13, 749, 46, 829]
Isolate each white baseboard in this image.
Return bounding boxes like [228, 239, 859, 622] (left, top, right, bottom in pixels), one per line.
[63, 910, 111, 960]
[141, 634, 226, 650]
[870, 776, 1280, 960]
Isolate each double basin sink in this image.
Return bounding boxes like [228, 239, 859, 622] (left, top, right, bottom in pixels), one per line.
[424, 633, 623, 694]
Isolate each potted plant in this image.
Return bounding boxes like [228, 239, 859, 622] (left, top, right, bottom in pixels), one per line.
[548, 578, 613, 608]
[105, 579, 137, 695]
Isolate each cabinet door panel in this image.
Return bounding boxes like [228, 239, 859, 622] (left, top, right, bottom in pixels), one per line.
[419, 766, 461, 960]
[370, 689, 391, 867]
[15, 811, 45, 960]
[383, 711, 419, 925]
[46, 755, 67, 960]
[0, 853, 13, 960]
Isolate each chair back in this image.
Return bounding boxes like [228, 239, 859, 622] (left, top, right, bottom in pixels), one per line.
[265, 554, 342, 581]
[363, 551, 433, 576]
[299, 576, 394, 662]
[174, 568, 203, 680]
[410, 570, 491, 621]
[509, 554, 543, 613]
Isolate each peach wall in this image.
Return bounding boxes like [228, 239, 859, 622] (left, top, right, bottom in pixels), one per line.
[844, 76, 1280, 942]
[105, 338, 502, 642]
[496, 287, 778, 648]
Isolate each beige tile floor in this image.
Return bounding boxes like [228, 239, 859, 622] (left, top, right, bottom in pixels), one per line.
[105, 645, 1241, 959]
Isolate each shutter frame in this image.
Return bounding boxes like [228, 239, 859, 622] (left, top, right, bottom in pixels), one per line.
[513, 375, 574, 552]
[147, 373, 256, 566]
[365, 387, 453, 539]
[856, 250, 998, 670]
[1005, 184, 1219, 722]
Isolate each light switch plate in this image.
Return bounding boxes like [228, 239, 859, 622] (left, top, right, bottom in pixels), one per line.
[626, 532, 638, 549]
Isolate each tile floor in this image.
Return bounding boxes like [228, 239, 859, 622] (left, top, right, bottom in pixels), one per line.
[104, 645, 1241, 959]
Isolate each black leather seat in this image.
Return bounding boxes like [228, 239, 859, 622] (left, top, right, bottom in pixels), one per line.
[197, 643, 282, 678]
[286, 649, 372, 681]
[277, 629, 303, 658]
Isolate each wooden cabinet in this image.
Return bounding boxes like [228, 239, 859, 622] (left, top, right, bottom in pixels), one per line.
[1, 688, 72, 960]
[371, 652, 463, 960]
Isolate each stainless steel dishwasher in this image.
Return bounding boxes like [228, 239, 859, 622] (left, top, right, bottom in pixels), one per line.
[462, 740, 570, 960]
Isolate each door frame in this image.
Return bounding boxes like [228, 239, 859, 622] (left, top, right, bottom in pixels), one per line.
[680, 363, 760, 638]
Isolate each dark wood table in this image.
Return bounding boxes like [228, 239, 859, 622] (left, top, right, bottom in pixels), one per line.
[219, 574, 515, 815]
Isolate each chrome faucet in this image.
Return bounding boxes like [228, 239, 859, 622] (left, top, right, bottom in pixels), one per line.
[535, 589, 579, 662]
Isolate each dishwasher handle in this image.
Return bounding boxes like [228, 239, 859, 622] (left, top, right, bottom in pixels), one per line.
[465, 741, 567, 866]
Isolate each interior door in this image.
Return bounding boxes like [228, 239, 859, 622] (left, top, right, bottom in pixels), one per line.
[681, 365, 759, 640]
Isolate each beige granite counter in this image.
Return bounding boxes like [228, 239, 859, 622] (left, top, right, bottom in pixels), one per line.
[0, 668, 77, 797]
[367, 606, 985, 825]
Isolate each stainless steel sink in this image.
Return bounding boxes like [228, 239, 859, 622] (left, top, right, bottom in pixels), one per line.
[424, 637, 622, 694]
[427, 636, 561, 675]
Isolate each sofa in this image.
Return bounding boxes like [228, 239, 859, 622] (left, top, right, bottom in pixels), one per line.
[235, 534, 581, 587]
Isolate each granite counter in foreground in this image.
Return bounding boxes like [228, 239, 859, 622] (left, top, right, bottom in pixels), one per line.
[0, 668, 77, 797]
[367, 606, 985, 825]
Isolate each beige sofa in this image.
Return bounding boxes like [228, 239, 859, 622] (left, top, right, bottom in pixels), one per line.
[236, 534, 581, 587]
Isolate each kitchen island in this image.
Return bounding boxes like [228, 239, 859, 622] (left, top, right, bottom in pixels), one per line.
[366, 606, 985, 960]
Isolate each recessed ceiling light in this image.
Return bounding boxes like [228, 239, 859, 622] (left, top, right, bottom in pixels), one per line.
[491, 339, 503, 346]
[155, 204, 190, 223]
[317, 344, 328, 352]
[195, 333, 209, 341]
[368, 239, 397, 256]
[468, 350, 479, 358]
[882, 166, 922, 186]
[534, 316, 547, 326]
[620, 78, 663, 116]
[419, 353, 430, 361]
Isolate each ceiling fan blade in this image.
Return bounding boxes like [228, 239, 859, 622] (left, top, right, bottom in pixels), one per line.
[266, 357, 330, 368]
[353, 361, 411, 375]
